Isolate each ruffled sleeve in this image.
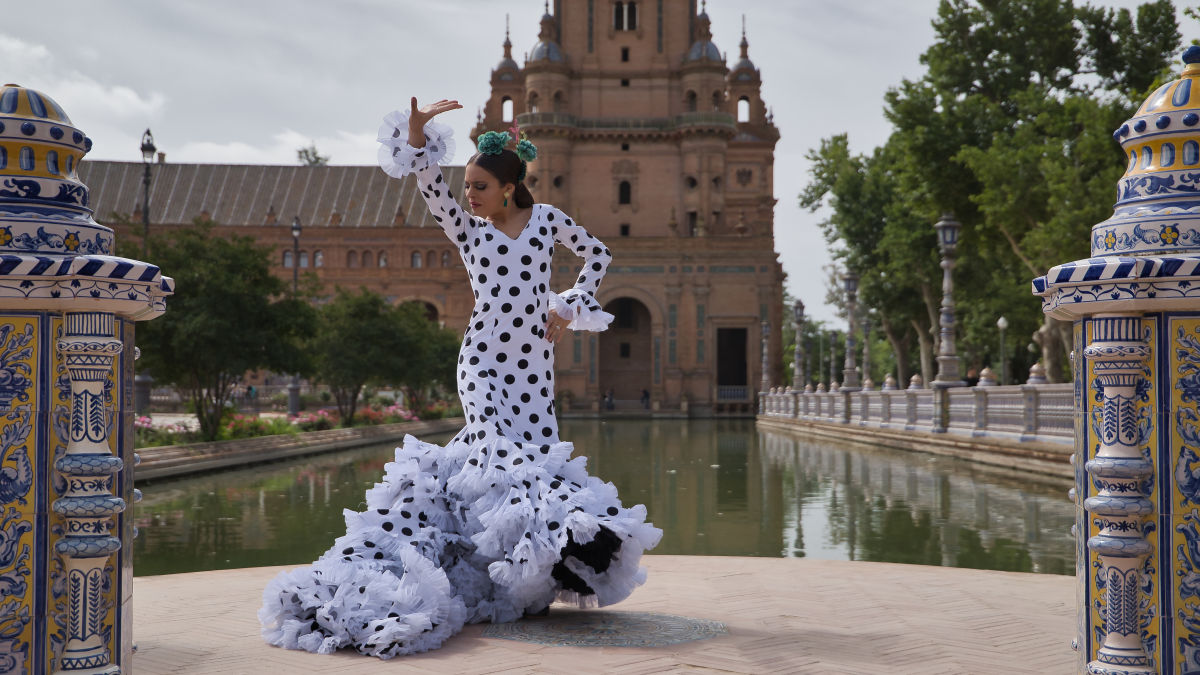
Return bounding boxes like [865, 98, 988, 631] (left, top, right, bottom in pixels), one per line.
[548, 207, 613, 332]
[377, 109, 472, 247]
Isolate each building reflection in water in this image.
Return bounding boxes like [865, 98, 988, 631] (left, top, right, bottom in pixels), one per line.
[131, 420, 1073, 576]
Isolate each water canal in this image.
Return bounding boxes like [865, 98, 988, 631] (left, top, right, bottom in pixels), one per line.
[132, 419, 1075, 576]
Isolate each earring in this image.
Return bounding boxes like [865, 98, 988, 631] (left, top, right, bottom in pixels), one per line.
[503, 192, 511, 207]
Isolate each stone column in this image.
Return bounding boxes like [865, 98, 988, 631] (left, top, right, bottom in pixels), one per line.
[861, 316, 873, 389]
[0, 85, 172, 675]
[1032, 49, 1200, 674]
[759, 321, 770, 395]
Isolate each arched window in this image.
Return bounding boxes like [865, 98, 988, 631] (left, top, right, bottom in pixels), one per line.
[627, 1, 637, 30]
[528, 92, 540, 114]
[737, 96, 750, 122]
[685, 90, 697, 112]
[441, 250, 451, 267]
[299, 251, 309, 269]
[378, 251, 388, 267]
[685, 176, 698, 189]
[361, 251, 373, 268]
[712, 90, 722, 111]
[553, 91, 565, 112]
[614, 1, 624, 30]
[501, 97, 514, 123]
[426, 250, 437, 267]
[283, 250, 294, 268]
[46, 150, 59, 175]
[618, 181, 632, 205]
[411, 251, 423, 268]
[347, 250, 358, 268]
[314, 250, 324, 268]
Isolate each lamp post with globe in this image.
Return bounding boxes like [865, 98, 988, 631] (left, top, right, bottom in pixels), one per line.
[997, 315, 1009, 385]
[134, 130, 157, 416]
[288, 216, 302, 417]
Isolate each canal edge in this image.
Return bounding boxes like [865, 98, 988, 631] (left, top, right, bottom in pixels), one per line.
[134, 417, 465, 482]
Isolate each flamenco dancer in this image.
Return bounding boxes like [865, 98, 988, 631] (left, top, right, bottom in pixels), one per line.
[259, 98, 663, 659]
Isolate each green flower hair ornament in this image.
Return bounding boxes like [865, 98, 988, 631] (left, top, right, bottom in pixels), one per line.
[515, 139, 538, 162]
[477, 130, 511, 155]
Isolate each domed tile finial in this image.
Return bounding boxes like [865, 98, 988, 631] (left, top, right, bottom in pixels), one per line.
[1184, 44, 1200, 65]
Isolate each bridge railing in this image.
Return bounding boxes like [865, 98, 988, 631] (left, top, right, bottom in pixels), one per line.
[759, 383, 1074, 445]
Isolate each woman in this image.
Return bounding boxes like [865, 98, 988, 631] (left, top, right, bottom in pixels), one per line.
[259, 98, 662, 659]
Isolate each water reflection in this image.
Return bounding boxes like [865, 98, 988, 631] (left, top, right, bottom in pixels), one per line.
[132, 420, 1074, 576]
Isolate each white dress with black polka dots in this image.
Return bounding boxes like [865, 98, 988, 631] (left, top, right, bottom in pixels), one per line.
[259, 111, 662, 660]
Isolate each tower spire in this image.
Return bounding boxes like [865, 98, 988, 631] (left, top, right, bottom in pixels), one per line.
[740, 14, 749, 58]
[503, 13, 512, 58]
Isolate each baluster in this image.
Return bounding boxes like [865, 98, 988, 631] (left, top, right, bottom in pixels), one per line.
[52, 311, 124, 674]
[1083, 314, 1152, 674]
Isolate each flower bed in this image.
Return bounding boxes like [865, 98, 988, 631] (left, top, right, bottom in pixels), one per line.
[133, 402, 455, 448]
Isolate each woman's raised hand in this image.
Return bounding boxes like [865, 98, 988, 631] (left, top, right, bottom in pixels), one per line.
[408, 97, 462, 147]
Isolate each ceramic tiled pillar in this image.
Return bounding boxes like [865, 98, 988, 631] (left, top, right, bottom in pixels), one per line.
[1034, 49, 1200, 674]
[0, 85, 172, 674]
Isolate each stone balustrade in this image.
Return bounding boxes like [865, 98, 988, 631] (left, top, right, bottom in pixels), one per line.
[759, 382, 1073, 445]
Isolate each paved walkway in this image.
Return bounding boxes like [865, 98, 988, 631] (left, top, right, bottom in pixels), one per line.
[131, 556, 1076, 674]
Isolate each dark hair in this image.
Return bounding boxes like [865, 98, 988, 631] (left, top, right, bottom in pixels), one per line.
[468, 149, 534, 208]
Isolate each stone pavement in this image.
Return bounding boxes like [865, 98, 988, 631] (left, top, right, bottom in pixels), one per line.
[131, 556, 1075, 674]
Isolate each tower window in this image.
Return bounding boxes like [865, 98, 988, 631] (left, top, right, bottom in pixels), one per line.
[621, 47, 630, 62]
[685, 90, 697, 112]
[501, 97, 514, 122]
[553, 175, 564, 188]
[411, 251, 423, 269]
[620, 224, 631, 237]
[738, 96, 750, 122]
[618, 181, 632, 205]
[615, 1, 637, 31]
[621, 79, 630, 87]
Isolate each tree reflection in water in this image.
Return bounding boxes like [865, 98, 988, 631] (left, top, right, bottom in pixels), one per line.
[132, 420, 1074, 576]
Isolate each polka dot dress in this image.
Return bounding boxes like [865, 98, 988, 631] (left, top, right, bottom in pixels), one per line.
[259, 110, 662, 660]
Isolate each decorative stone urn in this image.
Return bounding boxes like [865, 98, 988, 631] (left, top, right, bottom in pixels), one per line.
[0, 84, 173, 674]
[1033, 48, 1200, 674]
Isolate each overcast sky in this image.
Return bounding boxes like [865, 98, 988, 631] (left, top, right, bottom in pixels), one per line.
[3, 0, 1171, 322]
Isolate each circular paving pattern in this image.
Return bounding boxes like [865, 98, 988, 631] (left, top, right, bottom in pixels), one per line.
[481, 610, 728, 648]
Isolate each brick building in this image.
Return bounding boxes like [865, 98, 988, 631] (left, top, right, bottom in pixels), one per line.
[79, 0, 783, 415]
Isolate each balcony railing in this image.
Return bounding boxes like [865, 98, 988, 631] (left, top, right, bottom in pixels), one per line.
[516, 111, 737, 133]
[758, 383, 1074, 445]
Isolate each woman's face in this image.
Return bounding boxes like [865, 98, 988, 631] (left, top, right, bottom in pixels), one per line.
[464, 163, 513, 220]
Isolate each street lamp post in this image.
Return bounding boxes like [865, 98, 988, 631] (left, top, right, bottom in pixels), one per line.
[139, 129, 156, 257]
[861, 314, 872, 389]
[791, 300, 804, 390]
[932, 213, 966, 388]
[997, 315, 1009, 385]
[288, 217, 302, 416]
[134, 130, 157, 416]
[828, 330, 838, 389]
[841, 273, 861, 390]
[759, 320, 770, 394]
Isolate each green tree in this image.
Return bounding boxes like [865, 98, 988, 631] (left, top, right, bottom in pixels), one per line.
[310, 292, 458, 424]
[803, 0, 1181, 382]
[134, 220, 313, 440]
[297, 143, 329, 166]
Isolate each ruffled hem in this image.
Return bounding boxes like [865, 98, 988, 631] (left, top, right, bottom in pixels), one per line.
[260, 432, 660, 658]
[377, 109, 456, 180]
[551, 290, 613, 332]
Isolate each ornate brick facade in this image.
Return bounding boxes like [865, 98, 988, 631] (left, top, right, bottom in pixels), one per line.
[79, 0, 783, 415]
